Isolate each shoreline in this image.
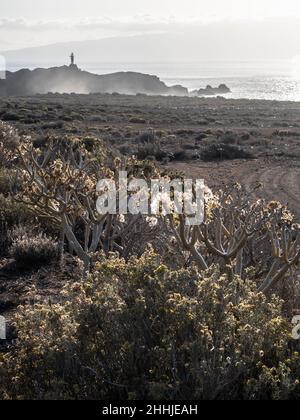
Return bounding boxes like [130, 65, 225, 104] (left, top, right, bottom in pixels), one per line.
[1, 63, 299, 100]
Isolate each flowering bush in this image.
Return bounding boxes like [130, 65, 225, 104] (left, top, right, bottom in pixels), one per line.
[0, 249, 299, 400]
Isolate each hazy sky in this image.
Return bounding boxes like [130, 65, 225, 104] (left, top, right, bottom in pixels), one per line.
[1, 0, 300, 60]
[2, 0, 300, 21]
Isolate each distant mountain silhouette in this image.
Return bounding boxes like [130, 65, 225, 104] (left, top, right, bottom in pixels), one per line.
[0, 64, 188, 96]
[2, 18, 300, 64]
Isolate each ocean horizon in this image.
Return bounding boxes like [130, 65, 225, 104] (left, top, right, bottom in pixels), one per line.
[4, 59, 300, 102]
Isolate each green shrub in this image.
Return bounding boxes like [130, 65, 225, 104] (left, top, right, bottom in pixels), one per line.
[0, 249, 299, 400]
[9, 226, 59, 269]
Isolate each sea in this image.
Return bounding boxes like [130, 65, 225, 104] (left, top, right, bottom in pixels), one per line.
[5, 59, 300, 102]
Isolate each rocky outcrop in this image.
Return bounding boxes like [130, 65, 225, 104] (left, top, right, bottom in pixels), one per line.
[192, 84, 231, 96]
[0, 65, 188, 97]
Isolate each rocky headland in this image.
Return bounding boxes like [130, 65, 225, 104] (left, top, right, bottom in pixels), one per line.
[0, 64, 189, 96]
[191, 84, 231, 96]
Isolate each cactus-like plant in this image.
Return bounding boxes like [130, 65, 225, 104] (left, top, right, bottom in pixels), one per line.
[11, 132, 160, 272]
[168, 185, 300, 293]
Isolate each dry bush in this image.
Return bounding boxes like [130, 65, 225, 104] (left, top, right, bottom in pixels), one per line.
[9, 225, 59, 269]
[0, 169, 22, 196]
[201, 143, 254, 161]
[136, 133, 168, 161]
[137, 140, 168, 161]
[0, 121, 20, 168]
[0, 195, 34, 256]
[0, 249, 299, 400]
[136, 130, 187, 161]
[129, 116, 146, 124]
[0, 112, 20, 122]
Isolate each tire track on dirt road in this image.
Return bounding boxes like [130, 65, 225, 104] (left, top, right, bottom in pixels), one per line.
[242, 165, 300, 219]
[167, 160, 300, 220]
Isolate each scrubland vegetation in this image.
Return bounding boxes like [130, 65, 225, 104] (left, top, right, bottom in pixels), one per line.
[0, 94, 300, 400]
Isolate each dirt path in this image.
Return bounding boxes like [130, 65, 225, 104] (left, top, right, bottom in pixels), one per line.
[167, 159, 300, 220]
[241, 165, 300, 217]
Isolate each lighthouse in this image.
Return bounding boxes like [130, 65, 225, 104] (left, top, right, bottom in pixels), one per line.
[69, 53, 78, 70]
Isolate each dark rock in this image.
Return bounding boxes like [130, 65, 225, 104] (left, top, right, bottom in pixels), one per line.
[0, 65, 189, 97]
[192, 84, 231, 97]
